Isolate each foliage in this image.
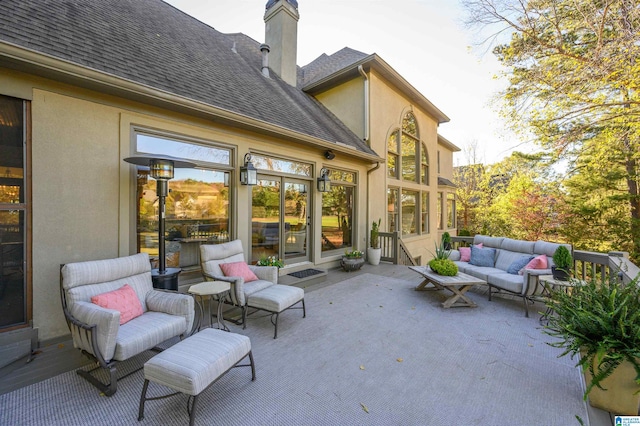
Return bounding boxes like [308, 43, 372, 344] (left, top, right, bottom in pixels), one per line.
[428, 258, 459, 276]
[462, 0, 640, 262]
[431, 242, 450, 261]
[370, 218, 381, 249]
[552, 246, 573, 270]
[256, 255, 284, 268]
[343, 249, 364, 259]
[441, 232, 451, 244]
[545, 273, 640, 399]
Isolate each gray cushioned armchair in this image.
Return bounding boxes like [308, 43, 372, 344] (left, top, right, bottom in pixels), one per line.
[60, 252, 194, 396]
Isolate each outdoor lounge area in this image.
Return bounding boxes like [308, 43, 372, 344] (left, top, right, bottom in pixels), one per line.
[0, 264, 615, 425]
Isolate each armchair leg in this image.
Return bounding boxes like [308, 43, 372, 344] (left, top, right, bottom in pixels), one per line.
[242, 306, 248, 329]
[77, 362, 118, 396]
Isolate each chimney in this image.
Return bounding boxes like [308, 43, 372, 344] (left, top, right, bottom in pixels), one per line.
[264, 0, 299, 86]
[260, 44, 270, 77]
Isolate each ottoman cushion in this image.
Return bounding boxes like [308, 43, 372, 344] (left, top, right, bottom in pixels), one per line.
[144, 328, 251, 395]
[247, 285, 304, 312]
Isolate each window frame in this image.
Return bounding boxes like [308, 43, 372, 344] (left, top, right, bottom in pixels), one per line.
[321, 167, 358, 256]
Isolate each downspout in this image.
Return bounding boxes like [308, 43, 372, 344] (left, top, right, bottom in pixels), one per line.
[358, 65, 369, 142]
[366, 162, 381, 248]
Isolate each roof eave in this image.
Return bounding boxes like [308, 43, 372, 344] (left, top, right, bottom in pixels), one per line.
[0, 41, 383, 163]
[437, 134, 461, 152]
[302, 54, 450, 124]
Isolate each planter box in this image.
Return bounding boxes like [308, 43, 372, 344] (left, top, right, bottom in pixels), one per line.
[583, 355, 640, 415]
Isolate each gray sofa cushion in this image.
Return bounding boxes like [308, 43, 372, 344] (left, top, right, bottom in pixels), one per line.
[501, 238, 535, 254]
[464, 266, 504, 281]
[470, 246, 496, 267]
[473, 235, 504, 248]
[506, 256, 535, 274]
[488, 273, 525, 294]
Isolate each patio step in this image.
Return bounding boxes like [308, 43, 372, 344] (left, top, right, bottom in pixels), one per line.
[279, 268, 327, 287]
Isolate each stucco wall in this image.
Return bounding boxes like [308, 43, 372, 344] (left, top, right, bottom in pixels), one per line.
[314, 78, 365, 140]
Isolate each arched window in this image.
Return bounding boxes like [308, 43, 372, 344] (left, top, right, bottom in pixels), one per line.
[401, 113, 419, 182]
[421, 142, 429, 185]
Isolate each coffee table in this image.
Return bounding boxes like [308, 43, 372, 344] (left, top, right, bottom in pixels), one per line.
[409, 266, 487, 308]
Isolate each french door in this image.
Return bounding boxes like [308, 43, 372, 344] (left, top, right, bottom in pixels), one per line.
[251, 175, 310, 265]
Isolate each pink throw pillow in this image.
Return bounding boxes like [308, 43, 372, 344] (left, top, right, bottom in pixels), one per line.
[91, 284, 143, 325]
[219, 261, 258, 282]
[459, 243, 483, 262]
[519, 254, 548, 275]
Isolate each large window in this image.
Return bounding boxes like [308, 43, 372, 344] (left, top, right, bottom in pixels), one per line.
[421, 143, 429, 185]
[447, 193, 456, 229]
[134, 131, 232, 269]
[0, 94, 29, 330]
[322, 169, 356, 253]
[437, 192, 443, 230]
[388, 188, 399, 233]
[401, 190, 418, 235]
[421, 191, 429, 233]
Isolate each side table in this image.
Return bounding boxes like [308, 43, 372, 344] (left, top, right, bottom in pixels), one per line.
[538, 274, 584, 324]
[188, 281, 231, 331]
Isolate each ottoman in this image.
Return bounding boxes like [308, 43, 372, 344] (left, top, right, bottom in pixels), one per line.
[245, 284, 305, 339]
[138, 328, 255, 426]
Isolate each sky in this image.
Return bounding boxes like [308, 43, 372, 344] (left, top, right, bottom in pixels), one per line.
[164, 0, 525, 165]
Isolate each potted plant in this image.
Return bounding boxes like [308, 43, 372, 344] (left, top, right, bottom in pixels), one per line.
[551, 245, 572, 281]
[441, 232, 452, 250]
[428, 242, 458, 276]
[545, 272, 640, 415]
[256, 255, 284, 268]
[367, 218, 382, 266]
[341, 249, 365, 272]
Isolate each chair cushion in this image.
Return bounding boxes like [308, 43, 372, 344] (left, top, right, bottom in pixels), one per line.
[247, 285, 304, 312]
[115, 311, 188, 360]
[506, 256, 535, 275]
[470, 246, 496, 267]
[220, 261, 258, 282]
[91, 284, 143, 325]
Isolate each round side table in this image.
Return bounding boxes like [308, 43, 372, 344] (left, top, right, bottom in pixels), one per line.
[188, 281, 231, 331]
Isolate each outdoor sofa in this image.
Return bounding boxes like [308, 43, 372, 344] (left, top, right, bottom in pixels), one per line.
[448, 235, 572, 316]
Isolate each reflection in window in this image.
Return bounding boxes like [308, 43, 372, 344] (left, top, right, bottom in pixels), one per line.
[421, 191, 429, 233]
[401, 134, 416, 181]
[251, 178, 281, 262]
[321, 169, 356, 253]
[437, 192, 443, 230]
[388, 188, 398, 233]
[387, 132, 399, 179]
[135, 132, 232, 269]
[421, 143, 429, 185]
[447, 193, 456, 229]
[402, 190, 418, 235]
[251, 154, 311, 177]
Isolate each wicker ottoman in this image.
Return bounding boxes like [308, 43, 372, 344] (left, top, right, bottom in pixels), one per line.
[245, 284, 305, 339]
[138, 328, 255, 426]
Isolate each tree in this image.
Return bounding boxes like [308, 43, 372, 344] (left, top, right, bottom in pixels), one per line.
[463, 0, 640, 260]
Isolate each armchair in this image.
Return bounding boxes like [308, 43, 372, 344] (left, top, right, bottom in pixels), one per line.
[60, 253, 194, 396]
[200, 239, 305, 338]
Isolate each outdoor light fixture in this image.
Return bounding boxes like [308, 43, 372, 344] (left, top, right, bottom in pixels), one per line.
[317, 167, 331, 192]
[240, 153, 257, 185]
[123, 154, 196, 291]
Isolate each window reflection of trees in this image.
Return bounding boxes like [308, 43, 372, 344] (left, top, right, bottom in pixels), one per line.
[321, 169, 356, 252]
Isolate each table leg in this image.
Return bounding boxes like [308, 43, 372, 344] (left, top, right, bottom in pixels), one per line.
[212, 292, 230, 332]
[442, 284, 477, 308]
[415, 279, 443, 291]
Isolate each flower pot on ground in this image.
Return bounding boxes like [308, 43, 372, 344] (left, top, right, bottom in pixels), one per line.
[545, 272, 640, 414]
[551, 245, 572, 281]
[341, 249, 364, 272]
[368, 218, 382, 265]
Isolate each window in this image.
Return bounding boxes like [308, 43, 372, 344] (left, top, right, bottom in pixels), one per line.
[401, 190, 418, 235]
[447, 193, 456, 229]
[387, 188, 399, 233]
[437, 192, 443, 230]
[134, 131, 233, 269]
[387, 132, 399, 179]
[437, 150, 441, 174]
[321, 169, 356, 253]
[421, 143, 429, 185]
[388, 112, 421, 182]
[421, 191, 429, 233]
[0, 95, 29, 329]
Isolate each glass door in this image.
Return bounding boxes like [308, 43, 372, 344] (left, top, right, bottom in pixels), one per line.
[251, 176, 310, 264]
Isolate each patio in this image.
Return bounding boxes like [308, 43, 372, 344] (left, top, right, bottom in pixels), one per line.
[0, 264, 614, 425]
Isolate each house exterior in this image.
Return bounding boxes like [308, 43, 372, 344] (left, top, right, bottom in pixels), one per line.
[0, 0, 459, 346]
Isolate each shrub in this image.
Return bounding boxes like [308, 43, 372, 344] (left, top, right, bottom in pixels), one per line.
[428, 258, 458, 276]
[552, 246, 572, 270]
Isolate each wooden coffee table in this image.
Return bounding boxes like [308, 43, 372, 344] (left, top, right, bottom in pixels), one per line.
[409, 266, 487, 308]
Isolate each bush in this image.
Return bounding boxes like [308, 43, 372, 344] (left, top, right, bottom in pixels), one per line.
[428, 258, 458, 276]
[552, 245, 572, 270]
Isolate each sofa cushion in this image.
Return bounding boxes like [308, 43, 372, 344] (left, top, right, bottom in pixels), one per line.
[495, 249, 526, 271]
[501, 238, 536, 254]
[470, 246, 496, 267]
[534, 241, 571, 257]
[91, 284, 143, 325]
[473, 235, 504, 249]
[507, 256, 535, 275]
[488, 273, 525, 295]
[220, 261, 258, 282]
[464, 266, 503, 282]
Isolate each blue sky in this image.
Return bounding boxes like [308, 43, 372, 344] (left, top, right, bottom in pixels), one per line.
[165, 0, 525, 165]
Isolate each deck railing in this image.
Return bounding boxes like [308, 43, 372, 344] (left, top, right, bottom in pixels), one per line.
[378, 231, 418, 266]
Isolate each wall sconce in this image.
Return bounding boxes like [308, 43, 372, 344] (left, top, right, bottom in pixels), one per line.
[124, 154, 195, 290]
[240, 153, 257, 185]
[317, 167, 331, 192]
[324, 150, 335, 160]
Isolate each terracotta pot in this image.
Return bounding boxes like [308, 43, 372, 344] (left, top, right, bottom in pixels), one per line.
[582, 354, 640, 415]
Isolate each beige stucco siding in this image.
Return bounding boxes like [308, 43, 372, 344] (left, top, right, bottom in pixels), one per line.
[314, 78, 365, 140]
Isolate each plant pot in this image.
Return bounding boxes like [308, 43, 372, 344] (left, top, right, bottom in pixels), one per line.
[341, 256, 364, 272]
[367, 247, 381, 265]
[551, 266, 571, 281]
[582, 354, 640, 415]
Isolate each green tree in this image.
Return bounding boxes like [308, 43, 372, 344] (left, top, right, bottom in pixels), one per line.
[464, 0, 640, 260]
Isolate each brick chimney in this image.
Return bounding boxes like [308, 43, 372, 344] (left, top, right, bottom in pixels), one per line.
[264, 0, 299, 86]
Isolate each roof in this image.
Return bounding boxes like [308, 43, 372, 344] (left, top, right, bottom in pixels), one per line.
[438, 177, 457, 188]
[0, 0, 379, 159]
[301, 48, 450, 124]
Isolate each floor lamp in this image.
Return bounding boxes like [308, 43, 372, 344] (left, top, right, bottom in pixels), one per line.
[124, 154, 196, 291]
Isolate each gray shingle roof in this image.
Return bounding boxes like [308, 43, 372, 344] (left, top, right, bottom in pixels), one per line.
[299, 47, 369, 87]
[0, 0, 377, 157]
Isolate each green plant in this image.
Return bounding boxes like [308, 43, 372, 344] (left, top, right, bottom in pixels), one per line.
[428, 258, 458, 276]
[552, 245, 573, 271]
[545, 272, 640, 400]
[344, 249, 364, 258]
[370, 218, 381, 249]
[441, 232, 451, 244]
[431, 242, 450, 261]
[256, 255, 284, 268]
